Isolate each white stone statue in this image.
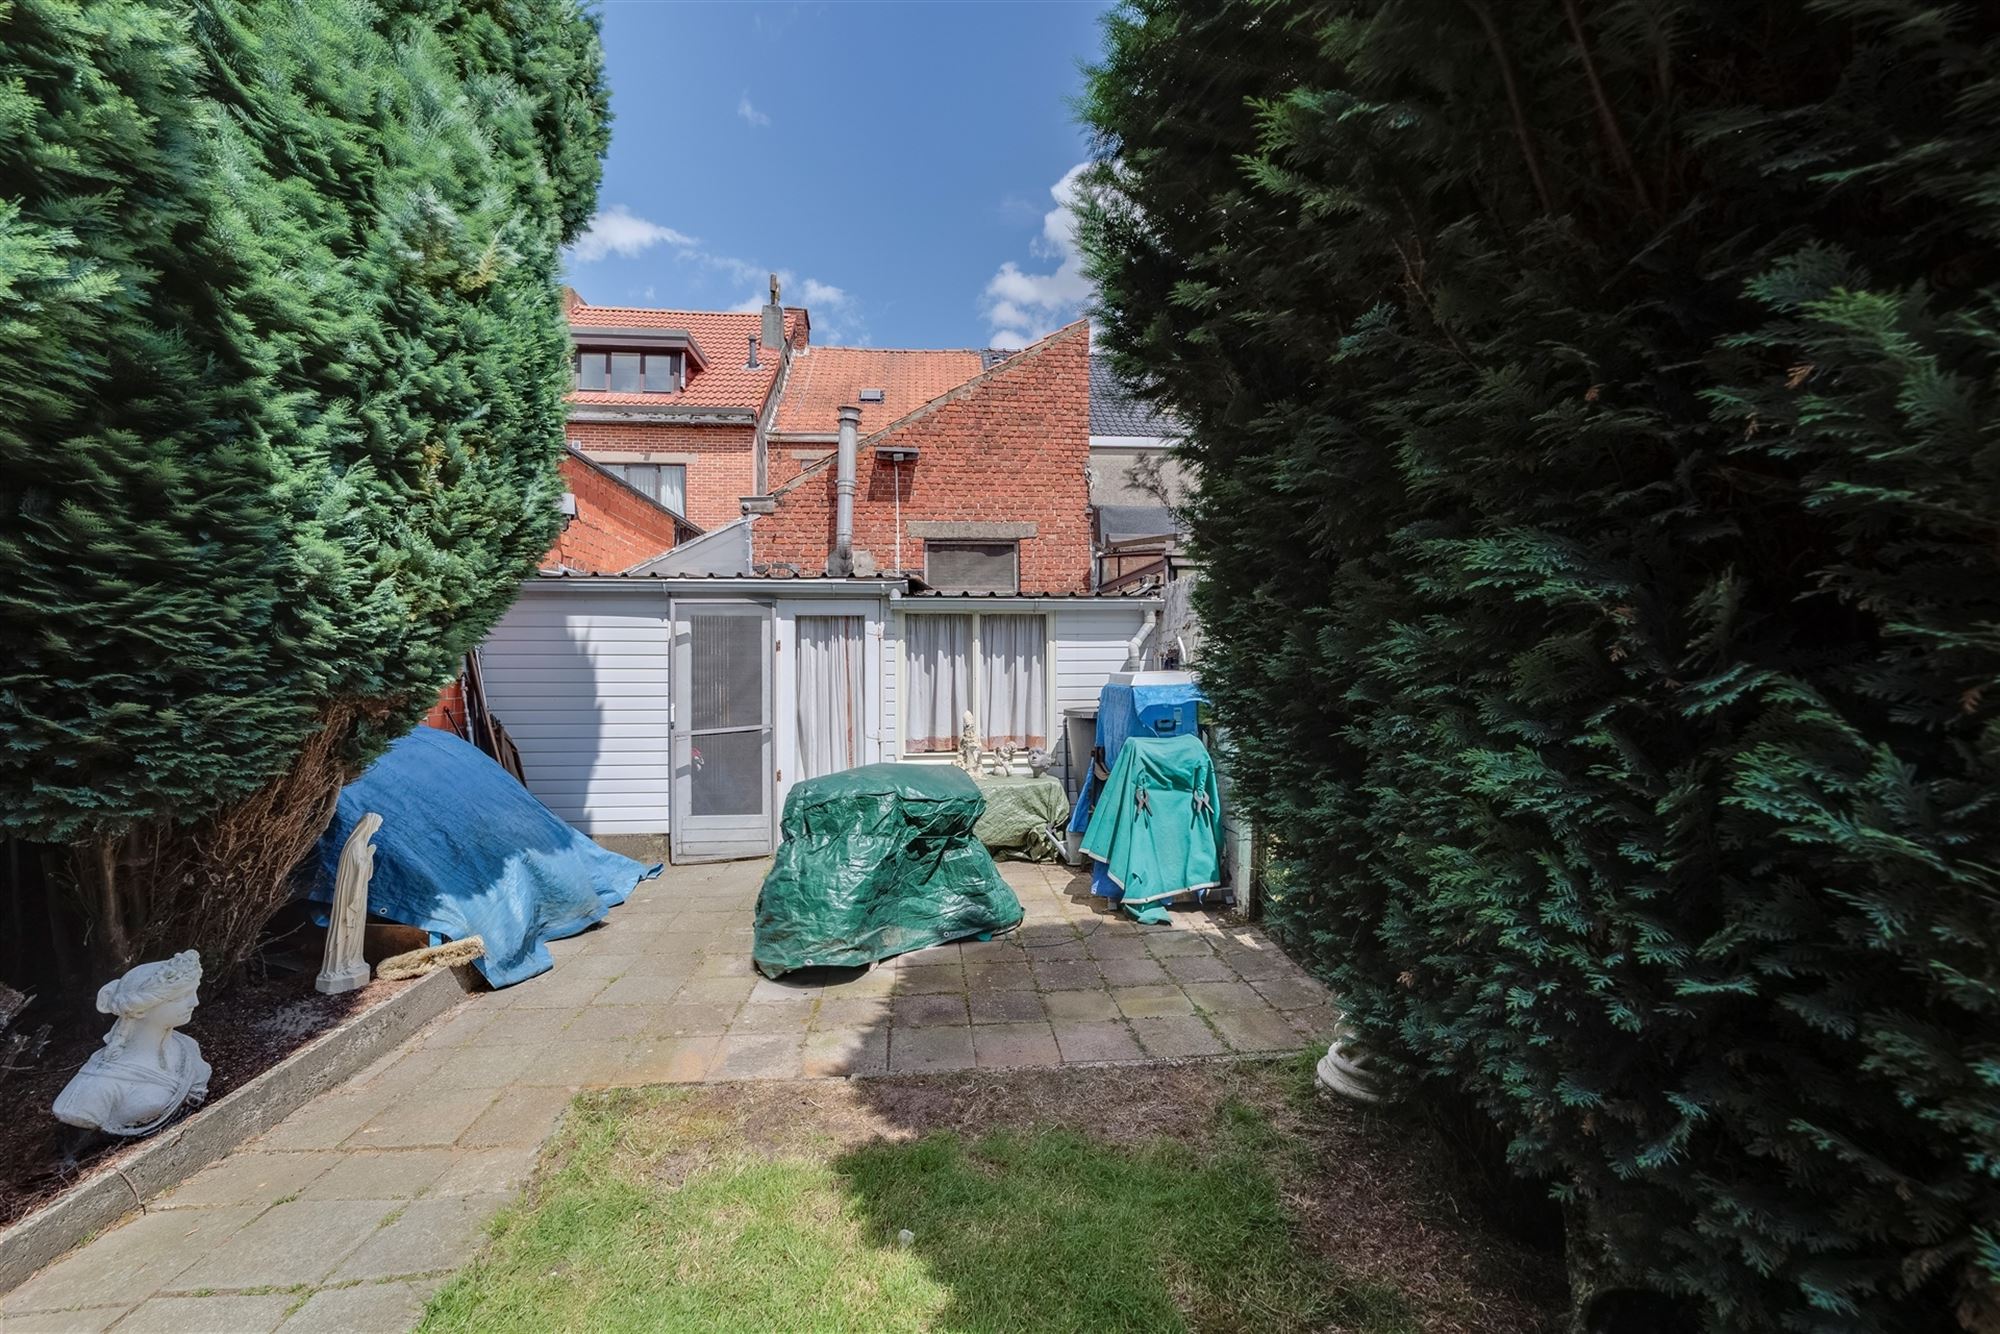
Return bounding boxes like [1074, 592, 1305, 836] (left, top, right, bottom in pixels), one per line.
[994, 742, 1018, 778]
[317, 812, 381, 995]
[957, 710, 982, 773]
[53, 950, 211, 1137]
[1315, 1023, 1385, 1104]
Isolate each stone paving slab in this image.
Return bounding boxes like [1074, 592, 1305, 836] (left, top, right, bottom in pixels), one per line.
[6, 856, 1331, 1332]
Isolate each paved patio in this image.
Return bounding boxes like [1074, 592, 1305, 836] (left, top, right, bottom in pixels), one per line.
[2, 858, 1332, 1333]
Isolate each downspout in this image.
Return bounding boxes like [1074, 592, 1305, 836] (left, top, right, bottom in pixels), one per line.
[1123, 609, 1159, 670]
[828, 404, 860, 576]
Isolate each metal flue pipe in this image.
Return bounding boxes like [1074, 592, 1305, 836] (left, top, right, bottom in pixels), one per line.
[829, 404, 860, 576]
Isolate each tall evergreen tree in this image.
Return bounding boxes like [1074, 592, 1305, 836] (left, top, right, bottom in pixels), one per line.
[1080, 3, 2000, 1329]
[0, 0, 608, 970]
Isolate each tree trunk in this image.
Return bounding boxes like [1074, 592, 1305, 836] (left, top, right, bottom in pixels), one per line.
[62, 701, 376, 979]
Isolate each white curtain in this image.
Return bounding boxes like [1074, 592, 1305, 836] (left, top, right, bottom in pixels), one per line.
[979, 615, 1047, 750]
[905, 615, 971, 753]
[796, 616, 864, 779]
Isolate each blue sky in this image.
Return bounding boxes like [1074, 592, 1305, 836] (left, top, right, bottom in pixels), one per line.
[563, 1, 1111, 350]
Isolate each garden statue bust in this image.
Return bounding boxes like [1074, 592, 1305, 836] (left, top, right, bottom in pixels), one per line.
[52, 950, 211, 1137]
[957, 710, 982, 773]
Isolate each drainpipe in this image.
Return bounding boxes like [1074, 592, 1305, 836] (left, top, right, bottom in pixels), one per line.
[1123, 609, 1159, 670]
[828, 404, 860, 576]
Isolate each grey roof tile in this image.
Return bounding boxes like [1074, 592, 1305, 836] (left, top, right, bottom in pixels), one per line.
[1089, 355, 1179, 436]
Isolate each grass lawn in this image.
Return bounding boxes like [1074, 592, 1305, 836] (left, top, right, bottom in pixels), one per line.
[418, 1060, 1558, 1334]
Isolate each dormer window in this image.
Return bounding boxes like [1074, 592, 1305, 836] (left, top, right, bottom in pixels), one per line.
[574, 348, 682, 394]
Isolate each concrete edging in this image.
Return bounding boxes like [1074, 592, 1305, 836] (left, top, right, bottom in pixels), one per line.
[0, 964, 476, 1294]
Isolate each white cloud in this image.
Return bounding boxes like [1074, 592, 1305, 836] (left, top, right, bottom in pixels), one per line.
[567, 206, 695, 263]
[799, 278, 849, 308]
[981, 163, 1096, 348]
[566, 222, 865, 342]
[737, 93, 771, 128]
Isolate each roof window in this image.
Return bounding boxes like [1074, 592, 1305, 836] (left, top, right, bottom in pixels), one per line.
[859, 387, 886, 403]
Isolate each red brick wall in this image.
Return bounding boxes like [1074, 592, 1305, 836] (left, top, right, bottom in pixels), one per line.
[422, 678, 466, 733]
[544, 453, 684, 574]
[563, 420, 754, 531]
[753, 322, 1092, 592]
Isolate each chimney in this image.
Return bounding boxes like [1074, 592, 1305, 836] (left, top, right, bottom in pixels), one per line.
[761, 272, 785, 351]
[827, 405, 860, 577]
[745, 333, 760, 369]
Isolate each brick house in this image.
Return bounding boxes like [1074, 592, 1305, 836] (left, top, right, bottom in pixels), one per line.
[546, 449, 700, 575]
[745, 322, 1092, 592]
[475, 295, 1162, 861]
[563, 281, 808, 532]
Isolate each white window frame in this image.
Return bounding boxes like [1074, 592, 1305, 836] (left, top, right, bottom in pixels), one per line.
[894, 609, 1055, 760]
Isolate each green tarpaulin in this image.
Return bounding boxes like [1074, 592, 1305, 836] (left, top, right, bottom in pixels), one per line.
[1079, 734, 1223, 909]
[753, 764, 1024, 976]
[973, 774, 1070, 861]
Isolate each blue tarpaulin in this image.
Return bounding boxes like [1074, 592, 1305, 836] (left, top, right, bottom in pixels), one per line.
[302, 728, 659, 987]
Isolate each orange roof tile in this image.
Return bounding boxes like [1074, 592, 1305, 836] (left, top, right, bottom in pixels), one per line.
[771, 347, 986, 436]
[568, 302, 806, 412]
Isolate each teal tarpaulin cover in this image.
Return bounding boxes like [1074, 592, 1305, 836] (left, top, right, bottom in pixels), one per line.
[304, 727, 658, 987]
[1079, 733, 1223, 907]
[754, 764, 1023, 976]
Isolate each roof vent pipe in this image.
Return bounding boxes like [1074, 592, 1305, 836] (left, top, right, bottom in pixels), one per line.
[745, 334, 760, 369]
[828, 404, 861, 577]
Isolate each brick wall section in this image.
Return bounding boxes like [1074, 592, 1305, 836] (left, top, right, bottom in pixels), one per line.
[544, 452, 686, 574]
[421, 678, 466, 733]
[564, 420, 754, 531]
[753, 322, 1092, 593]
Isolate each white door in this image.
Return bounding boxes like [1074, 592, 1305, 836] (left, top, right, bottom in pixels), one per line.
[670, 600, 774, 861]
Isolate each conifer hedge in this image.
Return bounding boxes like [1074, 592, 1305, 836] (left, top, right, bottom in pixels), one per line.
[1081, 2, 2000, 1328]
[0, 0, 607, 969]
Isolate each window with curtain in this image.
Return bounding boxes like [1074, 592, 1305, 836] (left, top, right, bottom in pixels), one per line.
[795, 616, 864, 779]
[904, 615, 971, 753]
[573, 348, 682, 393]
[978, 614, 1047, 749]
[902, 613, 1046, 755]
[603, 462, 687, 515]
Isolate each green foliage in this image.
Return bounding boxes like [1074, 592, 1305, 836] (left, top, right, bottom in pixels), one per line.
[0, 0, 608, 843]
[1079, 2, 2000, 1329]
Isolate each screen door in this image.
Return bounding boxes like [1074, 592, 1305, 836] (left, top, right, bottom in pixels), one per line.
[670, 601, 773, 861]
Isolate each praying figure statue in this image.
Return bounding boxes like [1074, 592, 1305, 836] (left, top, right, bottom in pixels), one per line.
[957, 710, 982, 773]
[52, 950, 211, 1137]
[317, 812, 380, 995]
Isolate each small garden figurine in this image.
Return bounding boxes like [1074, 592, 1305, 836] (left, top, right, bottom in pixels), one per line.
[52, 950, 211, 1137]
[957, 710, 982, 773]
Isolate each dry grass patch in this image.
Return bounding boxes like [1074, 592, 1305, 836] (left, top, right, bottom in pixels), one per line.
[418, 1060, 1560, 1333]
